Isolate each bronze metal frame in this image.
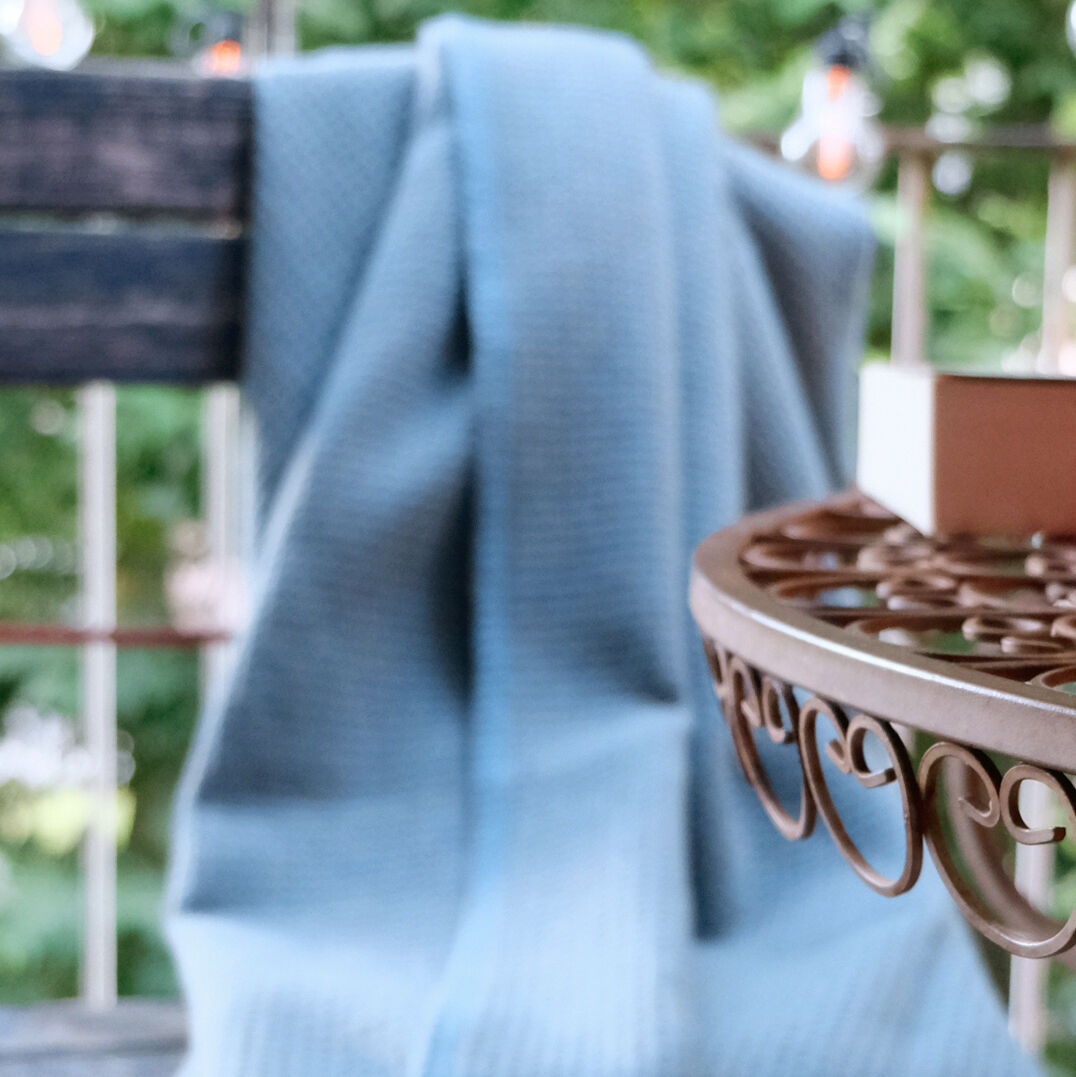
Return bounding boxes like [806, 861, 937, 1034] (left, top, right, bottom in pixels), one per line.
[690, 492, 1076, 961]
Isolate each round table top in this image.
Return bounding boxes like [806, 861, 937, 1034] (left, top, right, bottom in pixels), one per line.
[690, 491, 1076, 772]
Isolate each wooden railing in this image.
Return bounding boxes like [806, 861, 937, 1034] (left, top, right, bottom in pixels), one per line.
[883, 127, 1076, 373]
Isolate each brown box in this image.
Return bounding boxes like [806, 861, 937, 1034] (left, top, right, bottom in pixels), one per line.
[856, 363, 1076, 537]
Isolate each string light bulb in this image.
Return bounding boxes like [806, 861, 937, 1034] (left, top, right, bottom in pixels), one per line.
[199, 35, 243, 76]
[781, 17, 884, 188]
[0, 0, 93, 69]
[173, 11, 247, 78]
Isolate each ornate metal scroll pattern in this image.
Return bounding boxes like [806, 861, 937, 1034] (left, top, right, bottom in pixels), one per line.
[797, 698, 923, 897]
[703, 639, 1076, 957]
[705, 640, 920, 896]
[704, 641, 815, 841]
[920, 742, 1076, 959]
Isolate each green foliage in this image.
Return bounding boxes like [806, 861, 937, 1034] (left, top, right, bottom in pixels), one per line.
[0, 388, 202, 1002]
[0, 850, 80, 1002]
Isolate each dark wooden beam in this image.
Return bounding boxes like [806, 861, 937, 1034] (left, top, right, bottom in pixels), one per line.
[0, 228, 242, 382]
[0, 64, 252, 219]
[0, 63, 250, 382]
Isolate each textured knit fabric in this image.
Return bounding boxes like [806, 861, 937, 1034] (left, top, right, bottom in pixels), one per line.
[166, 17, 1041, 1077]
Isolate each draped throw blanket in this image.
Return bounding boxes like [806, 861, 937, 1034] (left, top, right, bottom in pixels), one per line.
[167, 17, 1040, 1077]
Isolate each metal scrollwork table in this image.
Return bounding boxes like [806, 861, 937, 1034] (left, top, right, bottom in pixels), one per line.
[690, 492, 1076, 962]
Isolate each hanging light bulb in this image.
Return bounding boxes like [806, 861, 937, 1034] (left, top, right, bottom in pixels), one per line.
[1067, 0, 1076, 56]
[781, 17, 884, 188]
[199, 36, 243, 76]
[1, 0, 93, 70]
[173, 11, 247, 78]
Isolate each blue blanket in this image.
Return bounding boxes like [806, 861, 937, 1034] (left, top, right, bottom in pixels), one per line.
[167, 16, 1039, 1076]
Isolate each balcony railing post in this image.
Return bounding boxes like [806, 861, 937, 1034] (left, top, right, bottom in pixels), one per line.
[202, 385, 241, 690]
[1040, 152, 1076, 373]
[78, 381, 117, 1011]
[1009, 779, 1054, 1056]
[892, 150, 929, 367]
[248, 0, 296, 59]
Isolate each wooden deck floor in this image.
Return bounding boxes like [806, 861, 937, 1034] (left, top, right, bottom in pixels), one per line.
[0, 1000, 185, 1075]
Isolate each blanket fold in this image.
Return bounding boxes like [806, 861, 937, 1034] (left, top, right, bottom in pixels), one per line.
[167, 16, 1038, 1077]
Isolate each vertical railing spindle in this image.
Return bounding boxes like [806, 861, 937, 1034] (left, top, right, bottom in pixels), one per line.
[1040, 153, 1076, 373]
[248, 0, 296, 58]
[198, 0, 297, 694]
[1009, 780, 1053, 1055]
[78, 381, 117, 1011]
[203, 385, 241, 690]
[891, 150, 929, 367]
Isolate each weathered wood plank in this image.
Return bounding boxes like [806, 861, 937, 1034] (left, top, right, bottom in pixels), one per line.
[0, 999, 185, 1074]
[0, 228, 242, 382]
[0, 65, 251, 219]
